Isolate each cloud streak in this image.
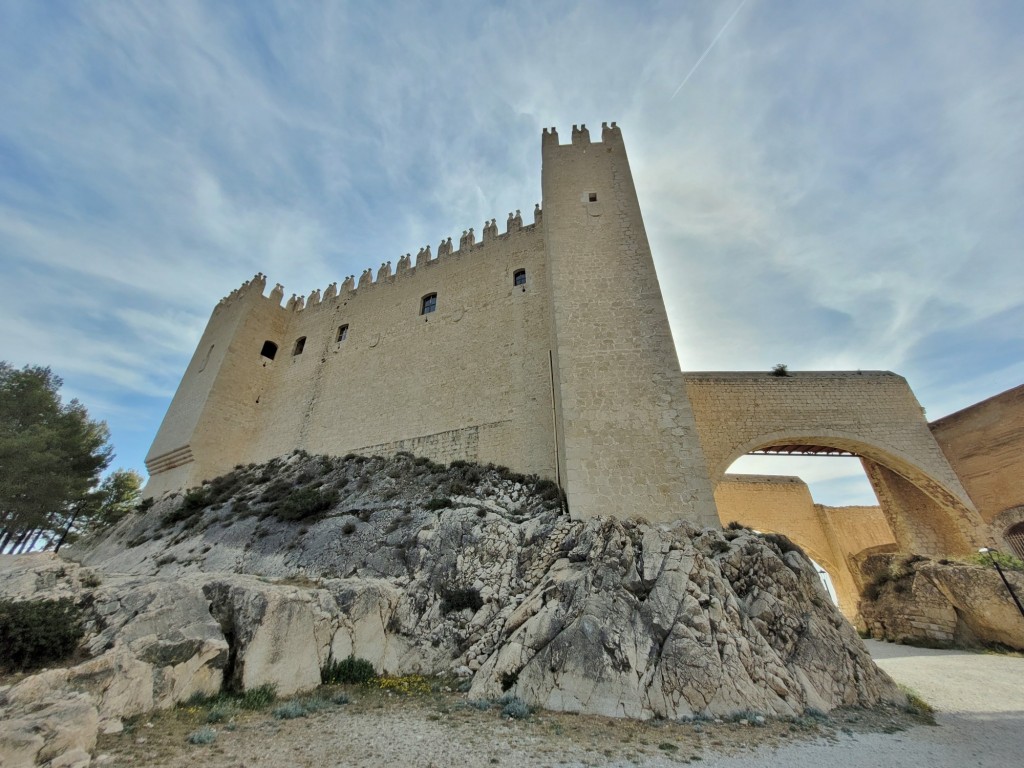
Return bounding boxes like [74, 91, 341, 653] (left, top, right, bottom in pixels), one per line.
[0, 1, 1020, 506]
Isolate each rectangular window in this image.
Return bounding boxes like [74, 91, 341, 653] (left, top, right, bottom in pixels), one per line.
[421, 293, 437, 315]
[336, 325, 349, 342]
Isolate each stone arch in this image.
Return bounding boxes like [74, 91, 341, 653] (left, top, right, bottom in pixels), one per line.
[684, 371, 986, 556]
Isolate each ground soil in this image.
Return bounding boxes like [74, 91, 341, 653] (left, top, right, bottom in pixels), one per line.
[92, 640, 1024, 767]
[92, 677, 928, 767]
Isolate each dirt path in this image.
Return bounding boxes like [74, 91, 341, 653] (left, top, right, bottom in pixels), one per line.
[94, 641, 1024, 767]
[697, 640, 1024, 768]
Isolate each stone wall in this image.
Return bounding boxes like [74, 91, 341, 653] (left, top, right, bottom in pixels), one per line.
[684, 371, 983, 555]
[542, 124, 717, 526]
[929, 384, 1024, 551]
[145, 124, 721, 528]
[146, 221, 558, 497]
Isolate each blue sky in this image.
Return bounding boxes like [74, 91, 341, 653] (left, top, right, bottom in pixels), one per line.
[1, 1, 1021, 506]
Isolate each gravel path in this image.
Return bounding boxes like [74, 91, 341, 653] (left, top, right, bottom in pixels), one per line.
[696, 640, 1024, 768]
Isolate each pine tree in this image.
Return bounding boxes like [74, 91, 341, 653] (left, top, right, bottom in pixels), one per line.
[0, 362, 114, 552]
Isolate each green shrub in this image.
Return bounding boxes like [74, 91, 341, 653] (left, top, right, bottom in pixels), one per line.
[964, 551, 1024, 571]
[187, 727, 217, 745]
[0, 598, 84, 672]
[439, 586, 483, 614]
[181, 487, 212, 512]
[533, 478, 563, 503]
[321, 655, 377, 685]
[771, 363, 790, 377]
[425, 497, 452, 511]
[238, 684, 277, 710]
[272, 701, 307, 719]
[762, 532, 804, 557]
[160, 504, 202, 528]
[500, 696, 531, 719]
[273, 487, 339, 521]
[205, 705, 236, 724]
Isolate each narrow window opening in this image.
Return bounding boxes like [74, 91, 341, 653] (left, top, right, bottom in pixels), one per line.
[292, 337, 306, 356]
[260, 341, 278, 360]
[421, 293, 437, 315]
[513, 269, 527, 287]
[588, 192, 598, 202]
[336, 324, 349, 342]
[198, 344, 215, 372]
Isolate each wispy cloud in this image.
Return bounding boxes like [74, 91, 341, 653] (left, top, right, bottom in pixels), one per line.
[1, 1, 1021, 503]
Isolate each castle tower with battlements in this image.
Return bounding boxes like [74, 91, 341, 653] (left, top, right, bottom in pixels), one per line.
[145, 123, 722, 527]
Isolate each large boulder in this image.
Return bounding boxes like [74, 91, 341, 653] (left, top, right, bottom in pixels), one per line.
[2, 453, 907, 765]
[859, 553, 1024, 649]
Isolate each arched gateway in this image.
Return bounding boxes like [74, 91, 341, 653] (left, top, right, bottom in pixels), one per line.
[683, 371, 986, 557]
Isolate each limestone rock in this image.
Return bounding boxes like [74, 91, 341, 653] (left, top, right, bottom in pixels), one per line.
[859, 553, 1024, 650]
[1, 454, 907, 765]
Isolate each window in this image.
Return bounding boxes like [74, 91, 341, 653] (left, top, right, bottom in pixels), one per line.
[1007, 521, 1024, 560]
[292, 336, 306, 356]
[260, 341, 278, 360]
[198, 344, 214, 372]
[588, 192, 598, 202]
[421, 293, 437, 315]
[336, 324, 349, 342]
[513, 269, 527, 287]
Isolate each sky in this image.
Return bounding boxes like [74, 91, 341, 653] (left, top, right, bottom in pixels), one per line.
[1, 1, 1022, 506]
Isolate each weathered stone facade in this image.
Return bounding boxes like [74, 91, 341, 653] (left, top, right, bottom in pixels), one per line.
[144, 123, 1007, 550]
[145, 123, 719, 526]
[929, 384, 1024, 554]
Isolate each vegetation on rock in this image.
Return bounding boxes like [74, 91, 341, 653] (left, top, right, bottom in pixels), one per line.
[0, 361, 143, 553]
[0, 597, 84, 671]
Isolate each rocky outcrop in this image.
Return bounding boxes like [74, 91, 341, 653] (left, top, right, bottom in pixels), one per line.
[858, 553, 1024, 650]
[2, 453, 902, 766]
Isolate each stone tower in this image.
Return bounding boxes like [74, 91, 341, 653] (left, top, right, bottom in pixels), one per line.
[541, 123, 718, 526]
[145, 123, 721, 528]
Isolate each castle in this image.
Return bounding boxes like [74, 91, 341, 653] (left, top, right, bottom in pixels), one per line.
[145, 123, 1024, 605]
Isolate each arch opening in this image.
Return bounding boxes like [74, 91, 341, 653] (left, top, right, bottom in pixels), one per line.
[718, 432, 977, 557]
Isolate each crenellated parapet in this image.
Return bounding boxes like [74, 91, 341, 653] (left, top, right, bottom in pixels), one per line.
[542, 121, 621, 149]
[215, 198, 543, 318]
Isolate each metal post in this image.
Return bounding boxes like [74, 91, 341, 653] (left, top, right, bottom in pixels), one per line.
[981, 548, 1024, 619]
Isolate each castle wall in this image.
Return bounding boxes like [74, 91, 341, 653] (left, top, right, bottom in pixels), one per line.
[145, 223, 559, 496]
[928, 384, 1024, 542]
[248, 226, 556, 478]
[541, 123, 718, 526]
[683, 371, 983, 554]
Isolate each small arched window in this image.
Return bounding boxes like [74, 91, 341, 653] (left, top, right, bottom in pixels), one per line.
[513, 269, 527, 287]
[292, 337, 306, 356]
[336, 324, 349, 342]
[1006, 521, 1024, 560]
[421, 293, 437, 315]
[260, 341, 278, 360]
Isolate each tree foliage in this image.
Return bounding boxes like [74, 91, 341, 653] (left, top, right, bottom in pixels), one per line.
[0, 362, 127, 552]
[0, 598, 84, 671]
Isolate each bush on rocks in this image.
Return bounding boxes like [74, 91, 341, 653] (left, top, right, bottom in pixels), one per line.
[0, 597, 84, 672]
